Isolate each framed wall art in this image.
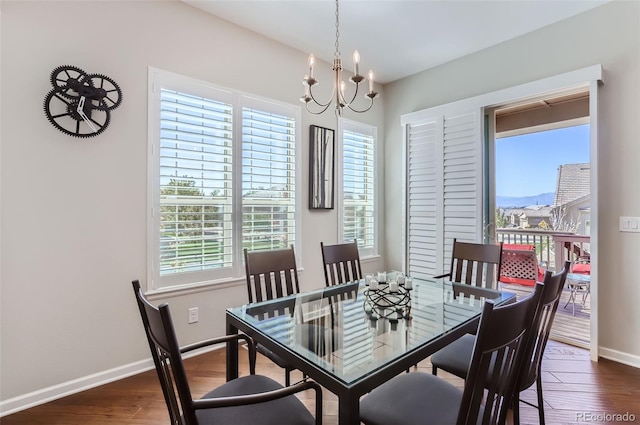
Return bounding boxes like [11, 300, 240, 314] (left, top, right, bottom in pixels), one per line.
[309, 125, 335, 209]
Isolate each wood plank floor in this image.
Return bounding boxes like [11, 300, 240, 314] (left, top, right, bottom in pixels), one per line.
[3, 340, 639, 425]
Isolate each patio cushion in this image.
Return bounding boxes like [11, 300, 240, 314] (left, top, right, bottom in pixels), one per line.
[571, 263, 591, 274]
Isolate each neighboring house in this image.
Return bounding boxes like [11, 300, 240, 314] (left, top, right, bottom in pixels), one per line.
[552, 163, 591, 235]
[503, 206, 552, 229]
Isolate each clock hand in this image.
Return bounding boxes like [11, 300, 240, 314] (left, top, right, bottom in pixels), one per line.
[77, 96, 98, 133]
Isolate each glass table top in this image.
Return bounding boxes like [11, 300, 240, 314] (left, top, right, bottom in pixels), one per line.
[227, 277, 514, 386]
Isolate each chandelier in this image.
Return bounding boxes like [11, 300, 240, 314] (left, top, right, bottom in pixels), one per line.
[300, 0, 379, 116]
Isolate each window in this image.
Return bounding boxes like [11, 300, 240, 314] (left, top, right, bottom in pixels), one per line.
[340, 120, 377, 258]
[148, 69, 300, 291]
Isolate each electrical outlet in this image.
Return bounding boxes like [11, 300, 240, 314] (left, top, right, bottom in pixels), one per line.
[188, 307, 199, 324]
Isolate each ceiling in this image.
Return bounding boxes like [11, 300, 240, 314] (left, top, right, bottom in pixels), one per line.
[183, 0, 608, 84]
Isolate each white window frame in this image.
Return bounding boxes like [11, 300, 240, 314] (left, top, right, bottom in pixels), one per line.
[338, 119, 378, 259]
[147, 68, 301, 293]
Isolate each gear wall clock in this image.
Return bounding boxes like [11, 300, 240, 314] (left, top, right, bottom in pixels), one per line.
[44, 66, 123, 138]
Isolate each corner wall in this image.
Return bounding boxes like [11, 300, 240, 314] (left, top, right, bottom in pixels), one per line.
[384, 0, 640, 364]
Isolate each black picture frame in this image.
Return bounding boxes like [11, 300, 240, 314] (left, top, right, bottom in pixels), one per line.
[309, 125, 335, 209]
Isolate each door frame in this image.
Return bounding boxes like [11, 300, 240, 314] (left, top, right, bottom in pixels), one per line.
[402, 64, 602, 359]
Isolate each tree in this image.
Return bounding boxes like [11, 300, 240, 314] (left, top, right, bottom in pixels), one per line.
[160, 178, 222, 239]
[550, 205, 579, 232]
[495, 208, 509, 228]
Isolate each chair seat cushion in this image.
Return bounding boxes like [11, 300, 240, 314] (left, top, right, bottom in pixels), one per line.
[196, 375, 315, 425]
[430, 333, 476, 379]
[360, 372, 462, 425]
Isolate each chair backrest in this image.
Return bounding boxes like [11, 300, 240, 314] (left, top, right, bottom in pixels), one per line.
[517, 261, 570, 392]
[131, 280, 197, 425]
[320, 240, 362, 286]
[244, 246, 300, 303]
[457, 284, 542, 425]
[448, 238, 503, 288]
[500, 248, 540, 286]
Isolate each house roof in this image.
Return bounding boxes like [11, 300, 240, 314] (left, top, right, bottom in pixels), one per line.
[504, 206, 552, 218]
[554, 163, 590, 206]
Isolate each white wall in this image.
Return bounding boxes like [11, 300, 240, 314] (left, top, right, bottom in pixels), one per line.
[383, 1, 640, 363]
[0, 0, 384, 407]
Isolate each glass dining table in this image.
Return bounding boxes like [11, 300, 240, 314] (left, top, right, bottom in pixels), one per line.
[226, 276, 515, 425]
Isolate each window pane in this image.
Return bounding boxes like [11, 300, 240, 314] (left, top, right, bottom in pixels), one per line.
[242, 107, 296, 252]
[343, 127, 375, 251]
[159, 89, 233, 276]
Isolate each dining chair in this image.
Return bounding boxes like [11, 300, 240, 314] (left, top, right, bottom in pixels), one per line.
[244, 246, 304, 386]
[359, 284, 541, 425]
[320, 239, 362, 286]
[244, 246, 300, 303]
[435, 238, 503, 289]
[131, 280, 322, 425]
[430, 261, 570, 425]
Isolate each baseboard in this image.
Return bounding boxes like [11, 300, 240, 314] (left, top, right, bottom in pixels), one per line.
[0, 344, 220, 417]
[599, 346, 640, 369]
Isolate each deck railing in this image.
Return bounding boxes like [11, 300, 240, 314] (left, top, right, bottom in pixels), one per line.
[496, 229, 590, 272]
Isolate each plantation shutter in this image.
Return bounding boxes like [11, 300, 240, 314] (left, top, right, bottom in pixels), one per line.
[342, 122, 376, 256]
[406, 118, 442, 279]
[241, 103, 297, 252]
[441, 111, 483, 269]
[404, 108, 482, 278]
[158, 88, 234, 287]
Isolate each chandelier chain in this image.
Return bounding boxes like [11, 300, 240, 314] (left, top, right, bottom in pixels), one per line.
[334, 0, 340, 58]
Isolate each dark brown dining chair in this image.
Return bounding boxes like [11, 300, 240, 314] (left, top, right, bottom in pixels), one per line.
[430, 261, 570, 425]
[244, 246, 300, 304]
[435, 238, 503, 289]
[244, 246, 300, 386]
[360, 283, 541, 425]
[131, 280, 322, 425]
[320, 239, 363, 286]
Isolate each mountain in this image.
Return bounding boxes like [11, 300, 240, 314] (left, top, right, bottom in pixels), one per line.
[496, 192, 555, 208]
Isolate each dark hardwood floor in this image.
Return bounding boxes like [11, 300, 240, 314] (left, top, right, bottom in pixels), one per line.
[3, 340, 639, 425]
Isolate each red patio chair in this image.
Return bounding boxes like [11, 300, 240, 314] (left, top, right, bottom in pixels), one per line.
[499, 244, 545, 287]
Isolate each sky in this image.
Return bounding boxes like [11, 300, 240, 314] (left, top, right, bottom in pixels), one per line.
[495, 124, 590, 197]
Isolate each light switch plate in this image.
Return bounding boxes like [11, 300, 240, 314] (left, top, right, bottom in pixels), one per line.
[619, 216, 640, 233]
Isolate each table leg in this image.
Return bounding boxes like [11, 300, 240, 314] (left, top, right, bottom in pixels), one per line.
[338, 393, 360, 425]
[226, 319, 239, 381]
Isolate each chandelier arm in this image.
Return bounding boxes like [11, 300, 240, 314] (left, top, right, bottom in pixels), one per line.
[345, 97, 375, 114]
[305, 101, 334, 115]
[308, 85, 336, 108]
[342, 81, 361, 107]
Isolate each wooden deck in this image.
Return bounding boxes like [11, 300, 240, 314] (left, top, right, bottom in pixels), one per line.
[500, 280, 591, 348]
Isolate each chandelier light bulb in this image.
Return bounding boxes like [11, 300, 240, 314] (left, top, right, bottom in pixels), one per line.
[368, 70, 374, 93]
[308, 54, 315, 78]
[353, 50, 360, 76]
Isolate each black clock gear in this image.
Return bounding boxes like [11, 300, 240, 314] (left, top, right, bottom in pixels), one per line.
[82, 74, 123, 111]
[44, 89, 110, 138]
[44, 65, 122, 138]
[50, 65, 90, 98]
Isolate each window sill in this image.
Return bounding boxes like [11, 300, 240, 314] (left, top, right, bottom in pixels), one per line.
[145, 277, 245, 301]
[361, 254, 381, 263]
